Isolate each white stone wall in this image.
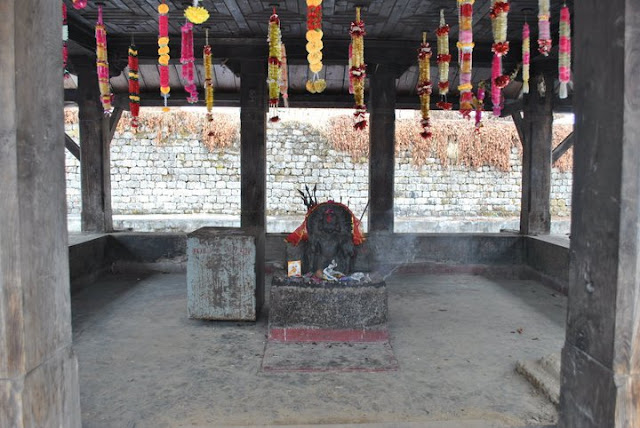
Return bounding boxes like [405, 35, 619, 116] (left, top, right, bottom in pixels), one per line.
[64, 120, 573, 218]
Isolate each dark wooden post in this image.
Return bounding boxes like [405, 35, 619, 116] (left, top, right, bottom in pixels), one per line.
[558, 2, 640, 428]
[77, 59, 114, 232]
[519, 72, 553, 235]
[0, 1, 81, 426]
[240, 60, 267, 230]
[368, 64, 397, 233]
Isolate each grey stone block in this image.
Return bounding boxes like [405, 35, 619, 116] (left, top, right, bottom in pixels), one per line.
[187, 227, 264, 321]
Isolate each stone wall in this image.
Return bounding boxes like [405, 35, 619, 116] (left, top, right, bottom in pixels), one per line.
[64, 116, 573, 219]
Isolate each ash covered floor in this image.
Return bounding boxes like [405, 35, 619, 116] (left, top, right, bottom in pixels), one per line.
[72, 272, 565, 428]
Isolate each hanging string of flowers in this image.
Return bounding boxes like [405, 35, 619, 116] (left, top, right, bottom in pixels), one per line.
[72, 0, 87, 9]
[267, 8, 283, 122]
[128, 43, 140, 129]
[457, 0, 475, 119]
[280, 43, 290, 108]
[306, 0, 326, 93]
[184, 0, 209, 24]
[181, 22, 198, 103]
[158, 1, 170, 112]
[417, 32, 432, 139]
[474, 82, 486, 132]
[558, 4, 571, 99]
[95, 5, 113, 115]
[537, 0, 551, 56]
[435, 9, 452, 111]
[490, 0, 510, 116]
[63, 2, 69, 79]
[349, 7, 367, 131]
[203, 30, 214, 123]
[522, 21, 530, 94]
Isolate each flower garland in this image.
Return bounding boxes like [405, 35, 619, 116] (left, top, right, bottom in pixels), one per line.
[63, 2, 69, 79]
[181, 22, 198, 103]
[490, 0, 510, 116]
[435, 10, 452, 111]
[474, 82, 486, 132]
[349, 7, 367, 131]
[72, 0, 87, 9]
[522, 22, 530, 94]
[95, 6, 113, 115]
[185, 0, 209, 25]
[558, 4, 571, 99]
[203, 30, 214, 123]
[417, 33, 433, 139]
[128, 44, 140, 129]
[538, 0, 551, 56]
[267, 8, 283, 122]
[306, 0, 326, 93]
[457, 0, 474, 119]
[158, 1, 170, 112]
[280, 43, 290, 108]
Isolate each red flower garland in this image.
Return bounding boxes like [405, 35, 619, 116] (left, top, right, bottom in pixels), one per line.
[128, 45, 140, 129]
[180, 22, 198, 103]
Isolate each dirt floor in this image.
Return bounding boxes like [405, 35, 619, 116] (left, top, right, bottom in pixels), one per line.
[72, 271, 565, 427]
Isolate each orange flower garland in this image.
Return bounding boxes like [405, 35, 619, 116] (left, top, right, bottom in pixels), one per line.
[349, 7, 367, 131]
[158, 1, 170, 112]
[306, 0, 326, 93]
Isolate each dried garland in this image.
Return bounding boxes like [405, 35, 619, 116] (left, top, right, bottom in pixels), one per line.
[522, 22, 530, 94]
[203, 30, 214, 123]
[95, 6, 113, 115]
[267, 8, 283, 122]
[306, 0, 326, 93]
[63, 3, 69, 79]
[457, 0, 474, 119]
[128, 44, 140, 129]
[280, 43, 290, 107]
[417, 33, 433, 139]
[435, 10, 452, 110]
[538, 0, 552, 56]
[180, 22, 198, 103]
[558, 4, 571, 99]
[490, 0, 510, 116]
[349, 7, 367, 131]
[184, 0, 209, 25]
[474, 82, 486, 132]
[158, 1, 170, 112]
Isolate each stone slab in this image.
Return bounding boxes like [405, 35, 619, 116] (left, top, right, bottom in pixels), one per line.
[261, 341, 398, 372]
[187, 227, 264, 321]
[269, 273, 387, 330]
[516, 353, 561, 406]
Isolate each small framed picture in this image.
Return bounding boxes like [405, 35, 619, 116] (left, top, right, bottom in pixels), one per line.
[288, 260, 302, 277]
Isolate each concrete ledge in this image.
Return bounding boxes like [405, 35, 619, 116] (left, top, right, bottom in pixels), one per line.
[68, 234, 109, 291]
[524, 236, 570, 294]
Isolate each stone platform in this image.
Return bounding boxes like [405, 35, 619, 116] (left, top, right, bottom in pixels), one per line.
[268, 273, 388, 342]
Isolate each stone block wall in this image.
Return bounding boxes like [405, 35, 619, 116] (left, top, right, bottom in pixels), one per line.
[64, 118, 573, 218]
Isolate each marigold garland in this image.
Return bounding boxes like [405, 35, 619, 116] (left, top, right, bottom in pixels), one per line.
[522, 22, 530, 94]
[95, 6, 113, 115]
[457, 0, 475, 119]
[267, 8, 283, 122]
[349, 7, 367, 131]
[558, 4, 571, 99]
[128, 44, 140, 129]
[417, 33, 433, 139]
[435, 9, 451, 110]
[180, 22, 198, 103]
[158, 1, 170, 112]
[490, 0, 510, 116]
[306, 0, 326, 93]
[538, 0, 552, 56]
[185, 0, 209, 24]
[280, 43, 290, 108]
[63, 2, 69, 79]
[203, 31, 214, 123]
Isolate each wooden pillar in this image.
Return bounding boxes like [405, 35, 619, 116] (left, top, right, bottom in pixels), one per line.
[240, 60, 267, 230]
[0, 1, 81, 427]
[519, 72, 553, 235]
[368, 64, 397, 233]
[77, 60, 113, 233]
[558, 2, 640, 428]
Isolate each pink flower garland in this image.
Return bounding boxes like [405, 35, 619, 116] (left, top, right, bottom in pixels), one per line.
[522, 22, 530, 94]
[490, 0, 510, 116]
[180, 22, 198, 103]
[538, 0, 552, 56]
[558, 5, 571, 99]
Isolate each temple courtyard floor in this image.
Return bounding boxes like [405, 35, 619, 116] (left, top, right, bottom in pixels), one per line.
[73, 271, 564, 428]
